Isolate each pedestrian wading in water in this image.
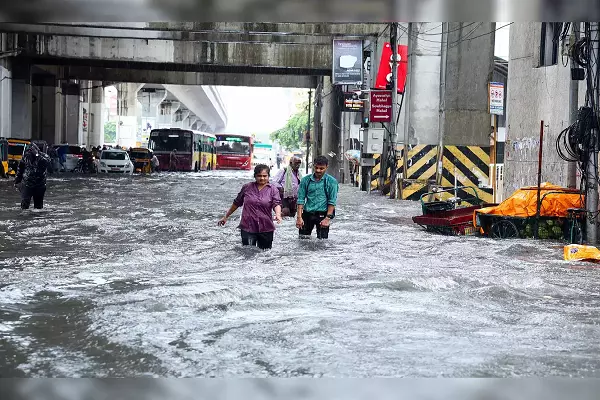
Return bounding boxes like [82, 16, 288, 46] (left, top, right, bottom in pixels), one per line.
[272, 156, 302, 217]
[218, 164, 283, 250]
[296, 155, 338, 239]
[14, 143, 52, 210]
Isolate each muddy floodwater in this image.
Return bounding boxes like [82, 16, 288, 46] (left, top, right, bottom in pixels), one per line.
[1, 171, 600, 377]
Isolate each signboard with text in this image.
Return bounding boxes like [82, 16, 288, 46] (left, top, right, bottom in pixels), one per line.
[332, 39, 364, 85]
[341, 92, 365, 112]
[489, 82, 504, 115]
[375, 43, 409, 93]
[369, 90, 393, 123]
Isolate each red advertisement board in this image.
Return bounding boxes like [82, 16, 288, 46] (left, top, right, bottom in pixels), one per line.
[369, 90, 392, 123]
[375, 43, 408, 93]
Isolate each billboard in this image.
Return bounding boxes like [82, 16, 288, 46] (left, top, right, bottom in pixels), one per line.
[374, 43, 409, 93]
[332, 39, 364, 85]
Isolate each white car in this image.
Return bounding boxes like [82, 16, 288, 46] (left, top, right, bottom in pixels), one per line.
[96, 149, 134, 174]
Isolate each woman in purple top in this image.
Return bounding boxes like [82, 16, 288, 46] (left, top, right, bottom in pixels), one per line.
[218, 164, 283, 250]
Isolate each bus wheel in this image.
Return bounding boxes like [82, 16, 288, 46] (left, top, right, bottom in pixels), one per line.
[194, 162, 198, 172]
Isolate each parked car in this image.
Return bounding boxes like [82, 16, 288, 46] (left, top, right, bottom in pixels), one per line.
[53, 144, 84, 172]
[96, 149, 133, 174]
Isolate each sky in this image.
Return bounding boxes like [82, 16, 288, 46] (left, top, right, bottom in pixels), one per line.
[495, 22, 510, 60]
[220, 23, 511, 138]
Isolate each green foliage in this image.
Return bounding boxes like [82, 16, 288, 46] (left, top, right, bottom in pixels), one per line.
[270, 101, 313, 151]
[104, 121, 117, 143]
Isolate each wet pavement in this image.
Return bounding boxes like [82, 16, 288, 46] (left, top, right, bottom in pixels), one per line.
[1, 171, 600, 377]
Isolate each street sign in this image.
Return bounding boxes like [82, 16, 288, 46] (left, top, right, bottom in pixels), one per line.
[332, 39, 364, 85]
[369, 90, 393, 123]
[341, 92, 365, 112]
[489, 81, 504, 115]
[375, 43, 408, 93]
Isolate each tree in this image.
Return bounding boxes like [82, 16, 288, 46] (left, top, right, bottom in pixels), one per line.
[270, 101, 313, 151]
[104, 121, 116, 143]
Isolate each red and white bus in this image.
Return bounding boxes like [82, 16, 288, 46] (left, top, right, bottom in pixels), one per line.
[148, 128, 216, 172]
[215, 134, 254, 170]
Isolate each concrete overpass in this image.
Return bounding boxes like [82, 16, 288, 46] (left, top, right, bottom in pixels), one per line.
[1, 23, 386, 87]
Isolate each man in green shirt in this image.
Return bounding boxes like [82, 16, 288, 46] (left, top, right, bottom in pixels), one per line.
[296, 155, 338, 239]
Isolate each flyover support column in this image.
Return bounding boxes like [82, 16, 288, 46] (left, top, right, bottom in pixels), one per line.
[319, 76, 342, 181]
[11, 60, 32, 140]
[89, 81, 104, 147]
[62, 80, 81, 146]
[138, 88, 167, 143]
[117, 83, 143, 147]
[79, 80, 90, 145]
[0, 37, 12, 138]
[157, 101, 180, 129]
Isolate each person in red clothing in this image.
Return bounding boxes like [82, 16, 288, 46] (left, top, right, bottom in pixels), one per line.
[218, 164, 283, 250]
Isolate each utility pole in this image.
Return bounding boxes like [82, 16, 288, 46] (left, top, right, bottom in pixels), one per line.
[305, 89, 312, 174]
[586, 22, 600, 244]
[402, 23, 412, 191]
[567, 22, 580, 189]
[389, 22, 399, 199]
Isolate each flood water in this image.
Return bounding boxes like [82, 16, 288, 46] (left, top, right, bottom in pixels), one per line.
[1, 170, 600, 377]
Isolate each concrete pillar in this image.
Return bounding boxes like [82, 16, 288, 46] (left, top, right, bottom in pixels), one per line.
[442, 23, 495, 146]
[0, 42, 12, 138]
[31, 73, 59, 144]
[88, 81, 103, 147]
[403, 23, 442, 146]
[176, 109, 190, 129]
[319, 76, 342, 181]
[117, 82, 143, 147]
[54, 80, 64, 144]
[157, 100, 180, 128]
[62, 80, 80, 146]
[11, 61, 32, 139]
[79, 80, 89, 145]
[138, 87, 167, 145]
[189, 116, 199, 130]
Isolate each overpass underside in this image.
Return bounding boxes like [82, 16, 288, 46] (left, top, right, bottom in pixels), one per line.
[32, 59, 322, 89]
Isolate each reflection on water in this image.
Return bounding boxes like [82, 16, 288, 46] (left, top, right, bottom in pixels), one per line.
[1, 171, 600, 377]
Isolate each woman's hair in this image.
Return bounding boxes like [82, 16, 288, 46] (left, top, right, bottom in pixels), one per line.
[254, 164, 270, 177]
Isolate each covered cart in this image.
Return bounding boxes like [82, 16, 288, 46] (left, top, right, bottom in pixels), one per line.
[474, 183, 585, 241]
[412, 186, 490, 236]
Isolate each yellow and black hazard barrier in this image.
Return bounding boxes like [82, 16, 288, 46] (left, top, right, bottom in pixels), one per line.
[396, 144, 438, 200]
[370, 153, 381, 190]
[366, 145, 493, 203]
[439, 145, 493, 204]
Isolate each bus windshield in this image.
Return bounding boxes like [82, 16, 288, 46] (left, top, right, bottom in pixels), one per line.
[215, 136, 251, 155]
[149, 130, 192, 152]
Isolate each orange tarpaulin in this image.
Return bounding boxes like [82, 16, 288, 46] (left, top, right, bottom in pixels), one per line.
[475, 183, 583, 219]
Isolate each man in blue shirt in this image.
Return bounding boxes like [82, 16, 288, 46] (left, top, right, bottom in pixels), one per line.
[296, 155, 338, 239]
